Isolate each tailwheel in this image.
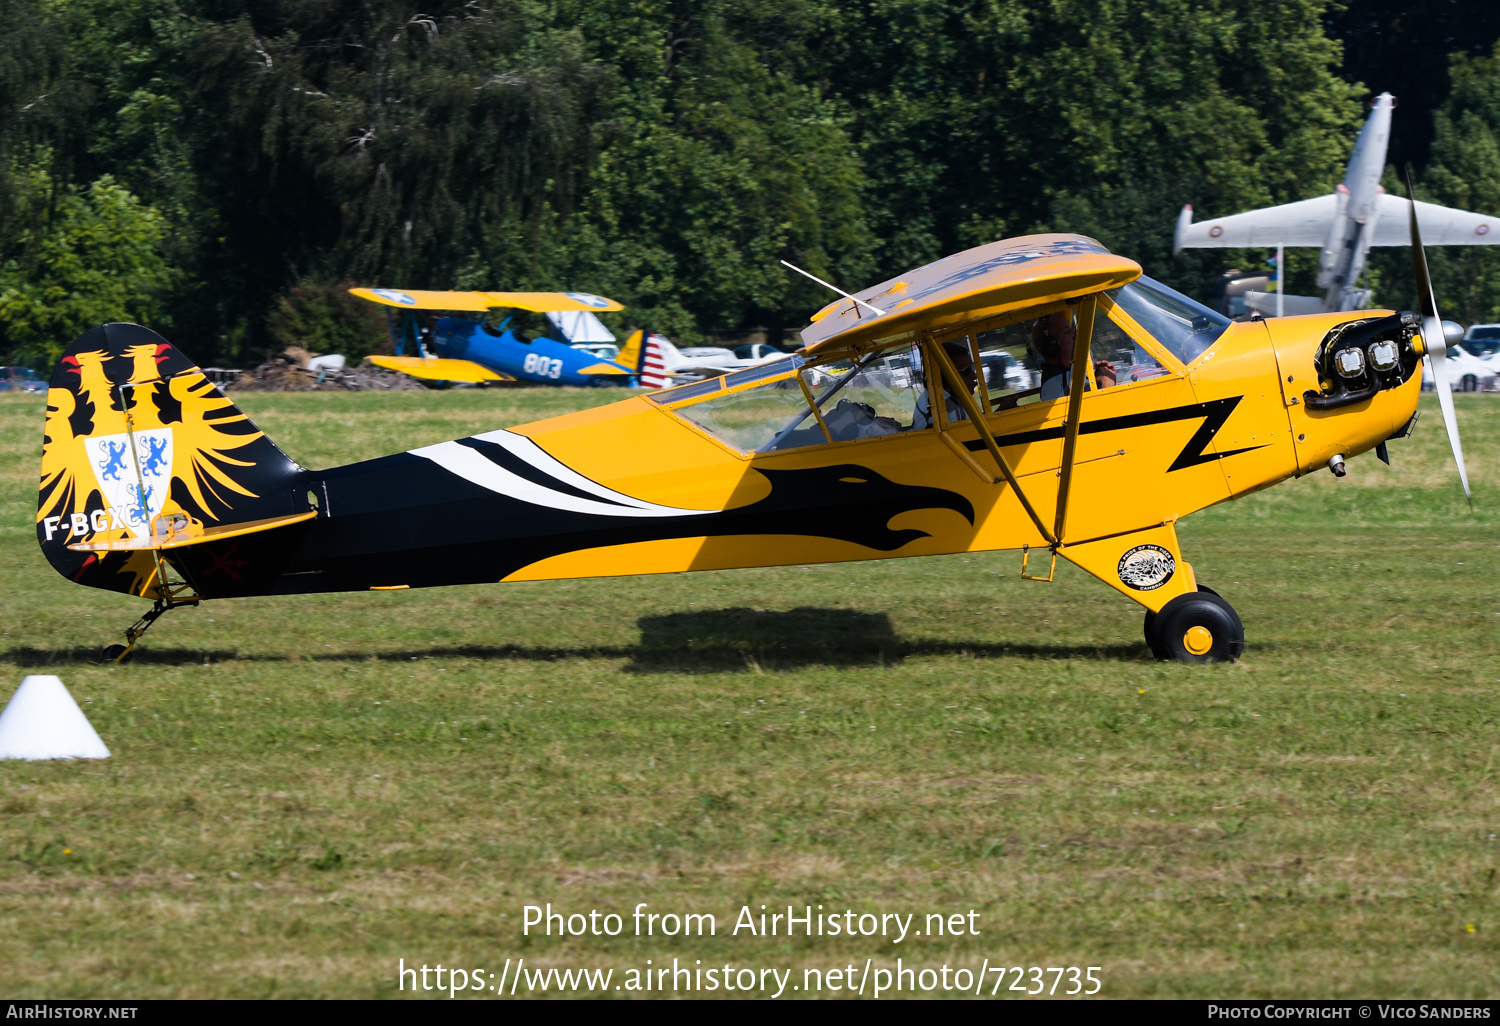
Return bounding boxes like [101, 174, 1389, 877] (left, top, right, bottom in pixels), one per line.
[1146, 587, 1244, 663]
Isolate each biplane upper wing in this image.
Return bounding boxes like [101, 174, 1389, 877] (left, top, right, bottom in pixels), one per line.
[350, 288, 624, 313]
[366, 356, 515, 383]
[798, 234, 1141, 355]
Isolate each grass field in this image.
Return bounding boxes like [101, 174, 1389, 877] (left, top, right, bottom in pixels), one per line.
[1, 386, 1498, 999]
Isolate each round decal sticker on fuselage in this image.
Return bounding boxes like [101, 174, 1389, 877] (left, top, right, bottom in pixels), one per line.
[1117, 544, 1176, 591]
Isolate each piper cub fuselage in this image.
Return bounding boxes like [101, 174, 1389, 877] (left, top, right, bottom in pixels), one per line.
[37, 234, 1426, 662]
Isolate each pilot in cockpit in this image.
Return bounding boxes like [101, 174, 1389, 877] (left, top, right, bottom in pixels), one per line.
[911, 341, 979, 430]
[1034, 311, 1115, 400]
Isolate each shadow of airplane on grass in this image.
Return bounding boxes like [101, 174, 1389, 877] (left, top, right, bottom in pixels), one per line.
[4, 607, 1148, 671]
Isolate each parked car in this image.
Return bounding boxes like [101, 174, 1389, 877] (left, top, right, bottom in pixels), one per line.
[1458, 324, 1500, 367]
[1423, 345, 1497, 392]
[0, 366, 44, 393]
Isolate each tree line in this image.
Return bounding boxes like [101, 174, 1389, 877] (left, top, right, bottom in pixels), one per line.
[1, 0, 1498, 368]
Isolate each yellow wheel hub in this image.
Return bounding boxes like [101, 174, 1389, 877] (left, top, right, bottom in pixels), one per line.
[1182, 625, 1214, 655]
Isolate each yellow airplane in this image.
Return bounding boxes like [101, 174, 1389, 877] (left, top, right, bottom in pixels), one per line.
[35, 179, 1468, 663]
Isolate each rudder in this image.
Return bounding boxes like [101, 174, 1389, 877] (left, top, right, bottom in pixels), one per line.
[38, 323, 310, 598]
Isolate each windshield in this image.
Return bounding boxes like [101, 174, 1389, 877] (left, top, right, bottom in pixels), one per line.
[1110, 276, 1231, 366]
[1459, 337, 1500, 358]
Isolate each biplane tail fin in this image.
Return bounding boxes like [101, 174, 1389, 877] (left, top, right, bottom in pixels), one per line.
[38, 323, 312, 598]
[616, 329, 644, 374]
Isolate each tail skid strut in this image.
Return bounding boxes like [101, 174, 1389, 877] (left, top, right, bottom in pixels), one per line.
[106, 596, 199, 663]
[105, 569, 200, 664]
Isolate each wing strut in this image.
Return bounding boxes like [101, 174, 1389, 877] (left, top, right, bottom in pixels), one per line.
[929, 340, 1056, 546]
[1053, 295, 1098, 543]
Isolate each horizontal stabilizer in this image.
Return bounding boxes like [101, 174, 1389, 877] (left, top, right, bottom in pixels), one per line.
[68, 511, 316, 553]
[367, 356, 515, 383]
[575, 363, 629, 375]
[350, 288, 624, 313]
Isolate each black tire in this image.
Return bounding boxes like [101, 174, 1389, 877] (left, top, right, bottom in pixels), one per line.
[102, 644, 129, 664]
[1147, 591, 1244, 663]
[1462, 375, 1478, 393]
[1143, 584, 1232, 646]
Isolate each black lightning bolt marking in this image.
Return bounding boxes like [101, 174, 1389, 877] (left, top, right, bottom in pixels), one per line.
[965, 396, 1265, 472]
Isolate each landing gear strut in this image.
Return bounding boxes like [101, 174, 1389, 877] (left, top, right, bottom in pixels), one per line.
[1144, 585, 1244, 663]
[102, 595, 199, 664]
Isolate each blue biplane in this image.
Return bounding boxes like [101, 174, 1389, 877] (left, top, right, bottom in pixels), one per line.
[351, 288, 643, 387]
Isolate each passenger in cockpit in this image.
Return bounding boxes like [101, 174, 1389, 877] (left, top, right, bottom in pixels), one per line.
[912, 341, 979, 429]
[1034, 312, 1116, 400]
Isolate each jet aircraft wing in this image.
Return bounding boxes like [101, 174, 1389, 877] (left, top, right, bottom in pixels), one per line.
[1369, 194, 1500, 245]
[1173, 195, 1338, 251]
[799, 234, 1139, 356]
[350, 288, 624, 313]
[367, 356, 516, 383]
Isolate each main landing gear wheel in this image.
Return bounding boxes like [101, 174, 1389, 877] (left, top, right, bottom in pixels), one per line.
[1142, 584, 1222, 645]
[1144, 587, 1243, 663]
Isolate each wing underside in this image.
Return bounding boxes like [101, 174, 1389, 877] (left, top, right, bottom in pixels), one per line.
[1370, 195, 1500, 245]
[1176, 195, 1337, 249]
[1178, 194, 1500, 249]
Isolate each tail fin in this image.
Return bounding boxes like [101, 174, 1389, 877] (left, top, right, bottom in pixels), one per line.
[38, 322, 310, 598]
[616, 328, 644, 376]
[617, 328, 674, 388]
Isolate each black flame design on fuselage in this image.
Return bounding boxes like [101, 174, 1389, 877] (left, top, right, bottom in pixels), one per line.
[229, 457, 978, 597]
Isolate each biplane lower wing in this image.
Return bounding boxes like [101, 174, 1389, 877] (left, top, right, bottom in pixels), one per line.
[367, 356, 514, 383]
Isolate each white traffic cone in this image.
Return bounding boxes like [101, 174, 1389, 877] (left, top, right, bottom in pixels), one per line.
[0, 675, 110, 760]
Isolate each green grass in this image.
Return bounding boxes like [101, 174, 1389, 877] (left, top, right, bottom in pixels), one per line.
[1, 387, 1498, 999]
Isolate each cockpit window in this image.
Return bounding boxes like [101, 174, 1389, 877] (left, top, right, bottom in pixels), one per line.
[673, 372, 812, 452]
[801, 343, 926, 441]
[668, 346, 928, 454]
[1109, 276, 1230, 366]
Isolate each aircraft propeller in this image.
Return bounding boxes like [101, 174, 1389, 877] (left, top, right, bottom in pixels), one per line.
[1404, 165, 1473, 508]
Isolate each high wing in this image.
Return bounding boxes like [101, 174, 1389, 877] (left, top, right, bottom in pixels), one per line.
[367, 356, 515, 383]
[1370, 194, 1500, 245]
[799, 233, 1139, 355]
[350, 288, 624, 313]
[1173, 196, 1337, 252]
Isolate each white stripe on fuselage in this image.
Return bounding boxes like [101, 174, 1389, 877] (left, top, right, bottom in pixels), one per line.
[409, 433, 716, 518]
